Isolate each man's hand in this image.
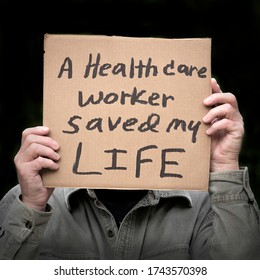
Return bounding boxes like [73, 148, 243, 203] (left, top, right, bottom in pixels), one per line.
[203, 78, 244, 172]
[14, 126, 60, 211]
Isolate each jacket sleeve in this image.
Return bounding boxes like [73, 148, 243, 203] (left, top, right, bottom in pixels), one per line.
[0, 185, 51, 260]
[208, 167, 260, 259]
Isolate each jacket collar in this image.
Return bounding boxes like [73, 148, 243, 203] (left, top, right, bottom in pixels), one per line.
[154, 190, 192, 206]
[63, 188, 193, 210]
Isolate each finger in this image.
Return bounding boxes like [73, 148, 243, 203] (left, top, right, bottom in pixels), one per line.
[17, 143, 60, 163]
[32, 156, 60, 172]
[203, 91, 239, 110]
[17, 157, 59, 179]
[20, 131, 59, 153]
[21, 126, 50, 144]
[205, 117, 244, 136]
[203, 103, 237, 124]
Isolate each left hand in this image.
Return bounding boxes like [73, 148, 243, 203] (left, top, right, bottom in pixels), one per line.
[202, 78, 244, 172]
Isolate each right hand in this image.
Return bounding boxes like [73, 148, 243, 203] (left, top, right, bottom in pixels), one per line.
[14, 126, 60, 211]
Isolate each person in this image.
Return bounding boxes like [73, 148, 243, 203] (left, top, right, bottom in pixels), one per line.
[0, 78, 260, 260]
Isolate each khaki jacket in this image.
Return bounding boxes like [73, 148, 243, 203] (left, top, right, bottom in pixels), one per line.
[0, 167, 260, 259]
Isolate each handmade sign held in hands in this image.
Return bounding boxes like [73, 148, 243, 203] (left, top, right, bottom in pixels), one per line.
[43, 34, 211, 190]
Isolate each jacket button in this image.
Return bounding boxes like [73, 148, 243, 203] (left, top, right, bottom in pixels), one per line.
[107, 229, 114, 237]
[25, 221, 33, 229]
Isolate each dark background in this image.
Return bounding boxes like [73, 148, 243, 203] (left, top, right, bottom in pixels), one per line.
[1, 0, 260, 202]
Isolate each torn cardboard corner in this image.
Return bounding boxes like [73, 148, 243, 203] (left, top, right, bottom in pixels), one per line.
[42, 34, 212, 190]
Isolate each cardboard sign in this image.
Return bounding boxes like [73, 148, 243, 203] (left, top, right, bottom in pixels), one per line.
[43, 34, 211, 190]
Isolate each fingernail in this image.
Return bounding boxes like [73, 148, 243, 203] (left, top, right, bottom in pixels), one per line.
[52, 140, 59, 149]
[203, 96, 212, 104]
[40, 126, 49, 132]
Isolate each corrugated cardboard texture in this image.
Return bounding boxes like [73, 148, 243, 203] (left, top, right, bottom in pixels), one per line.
[43, 34, 211, 190]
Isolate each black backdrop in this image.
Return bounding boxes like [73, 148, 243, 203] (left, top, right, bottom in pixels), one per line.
[1, 0, 260, 203]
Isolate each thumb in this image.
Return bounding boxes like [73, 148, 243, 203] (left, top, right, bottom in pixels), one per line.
[211, 77, 222, 93]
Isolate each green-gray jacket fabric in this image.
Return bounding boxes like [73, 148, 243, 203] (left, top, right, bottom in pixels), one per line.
[0, 167, 260, 260]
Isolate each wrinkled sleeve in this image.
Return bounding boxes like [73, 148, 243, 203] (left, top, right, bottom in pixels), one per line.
[0, 185, 52, 259]
[208, 167, 260, 259]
